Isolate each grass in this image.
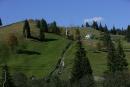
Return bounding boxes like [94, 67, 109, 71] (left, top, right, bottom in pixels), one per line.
[0, 20, 70, 77]
[1, 20, 130, 80]
[0, 33, 70, 77]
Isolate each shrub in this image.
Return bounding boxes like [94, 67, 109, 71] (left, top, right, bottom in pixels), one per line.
[5, 33, 18, 52]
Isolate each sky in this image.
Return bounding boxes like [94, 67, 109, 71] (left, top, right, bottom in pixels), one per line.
[0, 0, 130, 29]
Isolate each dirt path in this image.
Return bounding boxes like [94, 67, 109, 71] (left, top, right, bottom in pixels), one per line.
[48, 41, 72, 77]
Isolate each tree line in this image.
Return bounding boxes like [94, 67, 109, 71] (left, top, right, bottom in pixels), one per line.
[84, 21, 127, 35]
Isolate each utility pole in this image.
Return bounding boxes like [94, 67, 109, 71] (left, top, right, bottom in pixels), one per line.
[66, 27, 68, 36]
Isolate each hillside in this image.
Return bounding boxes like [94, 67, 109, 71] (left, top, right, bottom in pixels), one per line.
[0, 20, 71, 77]
[0, 20, 130, 80]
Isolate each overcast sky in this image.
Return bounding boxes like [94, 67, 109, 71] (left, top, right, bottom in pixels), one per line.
[1, 0, 130, 28]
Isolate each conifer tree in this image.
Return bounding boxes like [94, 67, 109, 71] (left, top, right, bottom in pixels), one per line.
[92, 21, 99, 30]
[0, 18, 2, 26]
[40, 19, 48, 32]
[106, 39, 128, 72]
[85, 22, 90, 27]
[71, 32, 95, 87]
[126, 25, 130, 42]
[111, 26, 117, 35]
[116, 40, 128, 71]
[71, 40, 93, 79]
[99, 22, 103, 32]
[23, 20, 31, 38]
[103, 24, 108, 32]
[39, 19, 45, 41]
[106, 35, 117, 72]
[103, 38, 130, 87]
[81, 24, 84, 28]
[1, 65, 15, 87]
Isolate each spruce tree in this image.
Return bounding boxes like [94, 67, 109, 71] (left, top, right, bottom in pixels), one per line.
[103, 24, 108, 32]
[0, 18, 2, 26]
[106, 39, 127, 72]
[71, 35, 95, 87]
[40, 19, 48, 32]
[116, 40, 128, 71]
[1, 65, 15, 87]
[111, 26, 116, 35]
[126, 25, 130, 42]
[86, 22, 90, 27]
[92, 21, 99, 30]
[99, 22, 103, 32]
[23, 20, 31, 38]
[39, 19, 45, 41]
[103, 38, 130, 87]
[106, 35, 117, 72]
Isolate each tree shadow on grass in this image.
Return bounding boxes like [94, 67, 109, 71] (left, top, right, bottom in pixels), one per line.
[30, 36, 41, 41]
[30, 36, 58, 42]
[17, 50, 41, 55]
[44, 38, 58, 42]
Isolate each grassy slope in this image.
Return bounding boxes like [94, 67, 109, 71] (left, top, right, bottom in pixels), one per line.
[62, 29, 130, 79]
[1, 20, 130, 79]
[0, 20, 70, 77]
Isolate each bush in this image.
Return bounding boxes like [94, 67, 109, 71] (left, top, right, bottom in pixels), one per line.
[96, 41, 103, 51]
[5, 33, 18, 52]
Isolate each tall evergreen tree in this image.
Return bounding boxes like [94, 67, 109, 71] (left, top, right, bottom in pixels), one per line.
[99, 22, 103, 32]
[103, 24, 108, 32]
[85, 22, 90, 27]
[71, 34, 95, 87]
[92, 21, 99, 30]
[106, 39, 128, 73]
[81, 24, 84, 28]
[103, 38, 130, 87]
[39, 19, 45, 41]
[0, 18, 2, 26]
[40, 19, 48, 32]
[23, 20, 31, 38]
[106, 35, 117, 72]
[111, 26, 117, 35]
[116, 40, 128, 71]
[1, 65, 15, 87]
[126, 25, 130, 42]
